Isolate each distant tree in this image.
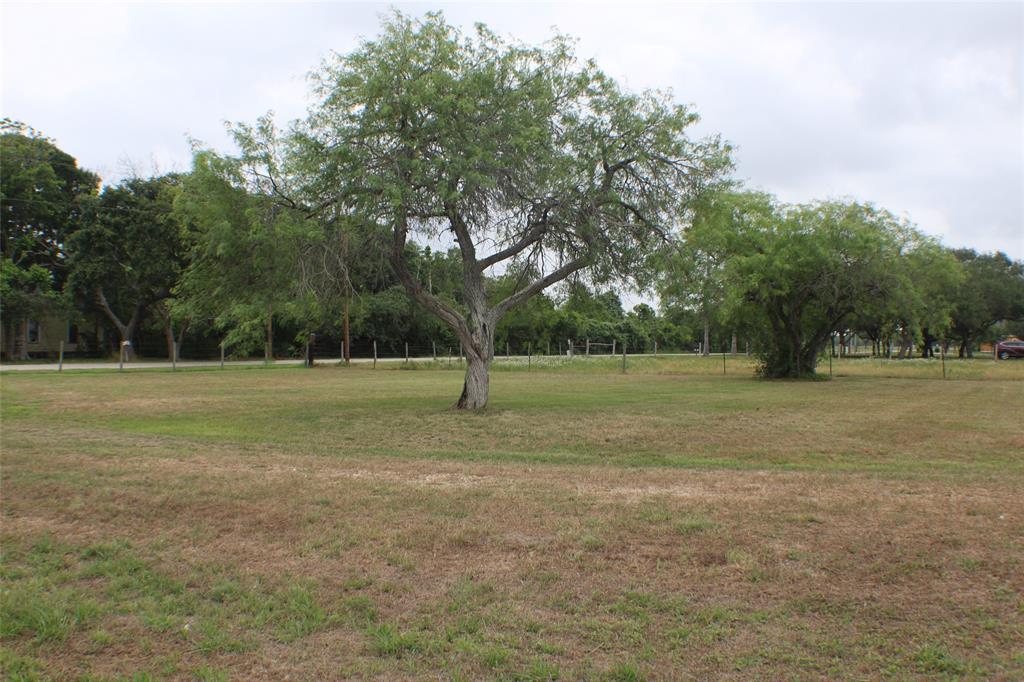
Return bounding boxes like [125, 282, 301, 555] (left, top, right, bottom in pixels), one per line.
[68, 175, 185, 358]
[174, 150, 317, 359]
[491, 268, 559, 354]
[655, 191, 762, 356]
[628, 303, 658, 351]
[268, 13, 729, 408]
[659, 189, 741, 352]
[722, 199, 906, 378]
[849, 231, 962, 359]
[948, 250, 1024, 357]
[1, 119, 98, 358]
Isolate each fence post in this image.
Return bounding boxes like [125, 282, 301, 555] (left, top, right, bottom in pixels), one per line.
[119, 343, 124, 372]
[528, 342, 532, 370]
[722, 352, 726, 375]
[448, 347, 452, 367]
[586, 338, 590, 356]
[58, 340, 64, 372]
[612, 339, 616, 356]
[546, 340, 550, 356]
[405, 341, 409, 364]
[173, 342, 177, 372]
[941, 342, 946, 379]
[568, 338, 572, 358]
[373, 340, 377, 369]
[432, 341, 437, 361]
[506, 341, 510, 362]
[654, 340, 658, 357]
[829, 351, 833, 377]
[621, 339, 627, 373]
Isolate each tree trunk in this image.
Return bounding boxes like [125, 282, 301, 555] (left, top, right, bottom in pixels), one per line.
[921, 327, 935, 358]
[1, 317, 12, 360]
[13, 319, 29, 360]
[897, 328, 913, 359]
[265, 306, 273, 362]
[164, 318, 176, 360]
[343, 296, 351, 364]
[457, 354, 491, 410]
[455, 311, 494, 410]
[121, 320, 139, 361]
[730, 333, 737, 356]
[702, 318, 710, 357]
[95, 288, 141, 360]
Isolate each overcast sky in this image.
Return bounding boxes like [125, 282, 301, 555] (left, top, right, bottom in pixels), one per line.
[3, 1, 1022, 260]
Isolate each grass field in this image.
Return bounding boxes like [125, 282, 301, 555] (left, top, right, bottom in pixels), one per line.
[2, 359, 1022, 680]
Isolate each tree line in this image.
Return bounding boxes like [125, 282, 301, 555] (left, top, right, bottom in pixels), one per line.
[0, 118, 699, 365]
[3, 13, 1022, 407]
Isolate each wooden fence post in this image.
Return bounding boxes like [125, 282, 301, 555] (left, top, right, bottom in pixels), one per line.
[58, 340, 64, 372]
[373, 340, 377, 369]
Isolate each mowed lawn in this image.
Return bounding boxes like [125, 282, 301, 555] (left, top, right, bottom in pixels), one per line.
[2, 361, 1022, 680]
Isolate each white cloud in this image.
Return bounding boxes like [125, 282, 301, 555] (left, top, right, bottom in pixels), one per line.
[2, 0, 1021, 258]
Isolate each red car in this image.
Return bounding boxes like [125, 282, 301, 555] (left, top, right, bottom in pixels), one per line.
[996, 340, 1024, 359]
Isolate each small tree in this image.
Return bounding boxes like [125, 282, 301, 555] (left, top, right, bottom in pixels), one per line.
[948, 250, 1024, 357]
[849, 231, 963, 359]
[722, 199, 907, 378]
[282, 13, 729, 408]
[174, 148, 321, 359]
[655, 191, 763, 356]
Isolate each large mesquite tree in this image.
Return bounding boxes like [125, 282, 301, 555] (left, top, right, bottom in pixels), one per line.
[282, 13, 730, 408]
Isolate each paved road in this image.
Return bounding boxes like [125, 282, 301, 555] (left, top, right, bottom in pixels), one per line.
[1, 353, 695, 373]
[0, 358, 351, 372]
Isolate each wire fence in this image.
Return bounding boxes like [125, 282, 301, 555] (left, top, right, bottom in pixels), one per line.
[7, 332, 1006, 382]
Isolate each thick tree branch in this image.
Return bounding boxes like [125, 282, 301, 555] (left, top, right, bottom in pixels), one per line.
[389, 213, 467, 335]
[95, 287, 128, 337]
[478, 219, 549, 271]
[492, 256, 589, 320]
